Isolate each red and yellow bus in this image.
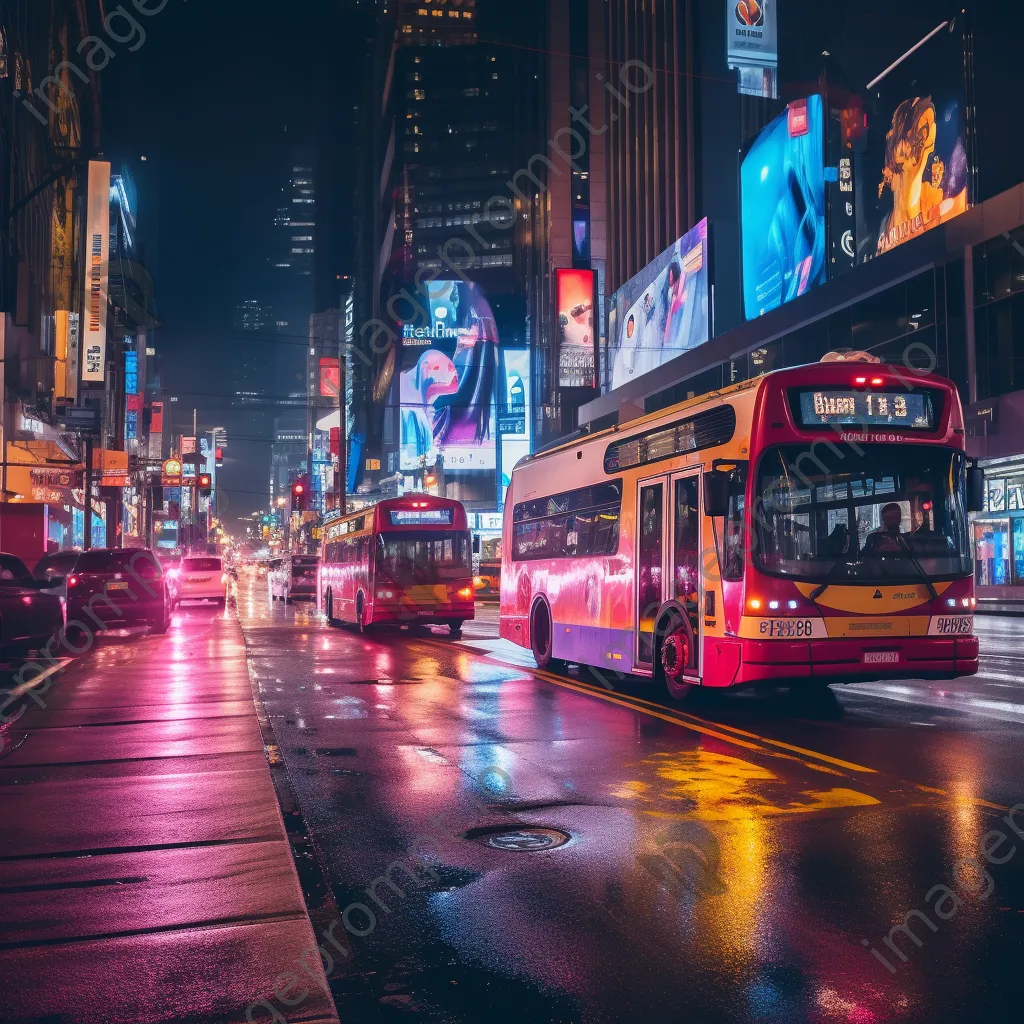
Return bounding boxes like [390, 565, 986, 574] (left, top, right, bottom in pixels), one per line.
[319, 495, 475, 637]
[500, 361, 983, 696]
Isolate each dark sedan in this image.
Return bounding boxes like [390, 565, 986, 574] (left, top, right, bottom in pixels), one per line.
[65, 548, 170, 638]
[0, 552, 65, 658]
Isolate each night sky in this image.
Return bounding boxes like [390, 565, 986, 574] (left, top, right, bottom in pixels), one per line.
[101, 0, 331, 530]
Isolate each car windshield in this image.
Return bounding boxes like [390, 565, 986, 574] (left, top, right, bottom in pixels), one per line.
[34, 552, 80, 578]
[75, 550, 160, 575]
[754, 444, 972, 583]
[182, 558, 222, 571]
[0, 554, 32, 584]
[375, 531, 471, 585]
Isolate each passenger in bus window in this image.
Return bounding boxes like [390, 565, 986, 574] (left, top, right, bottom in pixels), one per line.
[825, 523, 851, 557]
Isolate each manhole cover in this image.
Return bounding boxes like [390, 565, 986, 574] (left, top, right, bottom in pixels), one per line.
[466, 826, 571, 852]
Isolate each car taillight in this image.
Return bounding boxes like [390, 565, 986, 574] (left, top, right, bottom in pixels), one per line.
[457, 586, 473, 599]
[67, 574, 79, 588]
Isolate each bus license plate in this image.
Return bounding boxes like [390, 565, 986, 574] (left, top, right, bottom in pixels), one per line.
[107, 582, 129, 591]
[759, 618, 814, 638]
[863, 651, 900, 664]
[929, 615, 973, 635]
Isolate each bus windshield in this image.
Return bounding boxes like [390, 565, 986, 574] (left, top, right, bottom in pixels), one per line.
[375, 530, 471, 585]
[754, 444, 971, 583]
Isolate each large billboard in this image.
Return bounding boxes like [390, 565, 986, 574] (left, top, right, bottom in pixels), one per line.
[740, 95, 826, 321]
[856, 19, 970, 263]
[607, 218, 710, 392]
[498, 349, 530, 508]
[556, 268, 596, 389]
[398, 280, 498, 473]
[81, 161, 111, 384]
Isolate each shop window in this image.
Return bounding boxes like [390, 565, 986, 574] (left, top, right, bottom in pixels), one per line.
[1015, 519, 1024, 583]
[974, 519, 1011, 586]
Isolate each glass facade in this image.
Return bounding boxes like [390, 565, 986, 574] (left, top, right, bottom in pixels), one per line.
[974, 224, 1024, 401]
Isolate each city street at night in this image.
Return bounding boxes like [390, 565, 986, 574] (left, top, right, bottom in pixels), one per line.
[4, 1, 1024, 1021]
[6, 578, 1024, 1022]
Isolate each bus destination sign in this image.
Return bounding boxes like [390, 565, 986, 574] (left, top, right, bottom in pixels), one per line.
[389, 508, 454, 526]
[796, 390, 933, 430]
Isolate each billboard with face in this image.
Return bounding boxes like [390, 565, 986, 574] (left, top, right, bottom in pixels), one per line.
[556, 269, 596, 388]
[740, 95, 826, 320]
[856, 19, 969, 262]
[607, 218, 710, 391]
[398, 280, 498, 473]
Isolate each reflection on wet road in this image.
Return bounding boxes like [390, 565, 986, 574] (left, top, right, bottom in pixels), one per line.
[238, 578, 1024, 1023]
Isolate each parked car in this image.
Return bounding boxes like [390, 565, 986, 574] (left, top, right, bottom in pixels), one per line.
[473, 559, 502, 599]
[32, 549, 81, 604]
[174, 555, 227, 607]
[0, 552, 65, 658]
[65, 548, 170, 637]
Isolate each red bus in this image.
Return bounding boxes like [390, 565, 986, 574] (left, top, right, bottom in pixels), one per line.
[500, 360, 983, 696]
[319, 495, 475, 637]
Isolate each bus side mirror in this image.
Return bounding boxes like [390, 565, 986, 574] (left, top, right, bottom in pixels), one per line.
[967, 464, 985, 512]
[703, 472, 730, 517]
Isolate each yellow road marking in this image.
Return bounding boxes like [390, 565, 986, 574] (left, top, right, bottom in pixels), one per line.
[419, 637, 876, 774]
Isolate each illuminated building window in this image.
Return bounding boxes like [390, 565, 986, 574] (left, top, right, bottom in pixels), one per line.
[414, 89, 424, 100]
[417, 7, 427, 13]
[462, 10, 472, 16]
[448, 9, 459, 15]
[402, 23, 411, 33]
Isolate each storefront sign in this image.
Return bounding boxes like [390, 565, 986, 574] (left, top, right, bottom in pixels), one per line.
[81, 161, 111, 384]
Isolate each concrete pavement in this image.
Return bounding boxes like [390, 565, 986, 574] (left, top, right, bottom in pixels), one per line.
[0, 606, 340, 1024]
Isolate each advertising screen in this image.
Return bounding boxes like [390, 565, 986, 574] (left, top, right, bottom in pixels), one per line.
[856, 19, 969, 262]
[319, 357, 340, 398]
[740, 95, 826, 320]
[499, 349, 531, 509]
[607, 218, 710, 392]
[398, 280, 498, 473]
[556, 269, 596, 388]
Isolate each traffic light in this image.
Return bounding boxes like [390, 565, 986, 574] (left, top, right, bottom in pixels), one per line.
[292, 477, 308, 511]
[423, 470, 437, 488]
[199, 473, 212, 496]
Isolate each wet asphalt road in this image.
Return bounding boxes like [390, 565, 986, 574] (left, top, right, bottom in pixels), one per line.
[243, 577, 1024, 1022]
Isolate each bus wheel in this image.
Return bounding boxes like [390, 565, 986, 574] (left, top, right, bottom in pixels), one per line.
[356, 596, 372, 635]
[530, 601, 563, 672]
[659, 614, 695, 700]
[448, 621, 463, 639]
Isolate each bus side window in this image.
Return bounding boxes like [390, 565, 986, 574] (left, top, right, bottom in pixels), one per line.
[722, 464, 748, 581]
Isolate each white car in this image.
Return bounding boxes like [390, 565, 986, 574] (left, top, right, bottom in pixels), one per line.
[174, 555, 227, 607]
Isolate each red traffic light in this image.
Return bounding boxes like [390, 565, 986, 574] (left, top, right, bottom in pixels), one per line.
[293, 482, 305, 495]
[199, 474, 212, 487]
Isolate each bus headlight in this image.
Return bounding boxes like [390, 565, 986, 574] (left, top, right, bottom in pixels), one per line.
[457, 587, 473, 599]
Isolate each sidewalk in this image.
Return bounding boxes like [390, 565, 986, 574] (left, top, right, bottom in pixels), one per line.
[0, 611, 340, 1024]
